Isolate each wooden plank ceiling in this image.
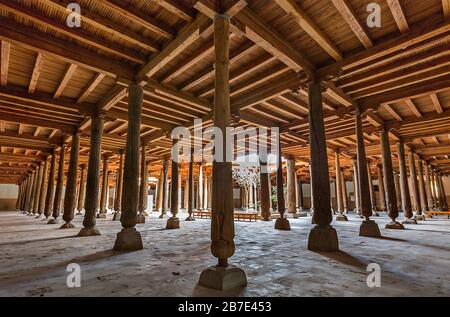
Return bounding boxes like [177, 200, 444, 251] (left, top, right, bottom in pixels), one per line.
[0, 0, 449, 184]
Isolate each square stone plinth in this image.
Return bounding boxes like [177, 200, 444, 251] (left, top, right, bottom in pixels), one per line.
[359, 220, 381, 238]
[166, 217, 180, 229]
[198, 265, 247, 291]
[113, 228, 143, 251]
[308, 225, 339, 252]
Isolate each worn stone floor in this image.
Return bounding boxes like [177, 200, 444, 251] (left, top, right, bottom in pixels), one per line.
[0, 210, 449, 297]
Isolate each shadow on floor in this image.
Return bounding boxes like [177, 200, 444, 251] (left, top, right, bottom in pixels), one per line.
[192, 283, 247, 297]
[0, 234, 79, 247]
[313, 250, 367, 269]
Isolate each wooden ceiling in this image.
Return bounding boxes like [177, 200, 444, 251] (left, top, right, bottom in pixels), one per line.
[0, 0, 449, 185]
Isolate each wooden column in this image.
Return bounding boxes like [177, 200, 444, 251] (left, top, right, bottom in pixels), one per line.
[76, 164, 87, 215]
[44, 150, 57, 219]
[307, 79, 338, 250]
[156, 168, 164, 212]
[113, 83, 144, 250]
[98, 154, 109, 218]
[24, 172, 33, 212]
[178, 171, 183, 211]
[198, 162, 204, 210]
[78, 114, 104, 235]
[274, 135, 290, 230]
[376, 165, 386, 211]
[408, 150, 422, 216]
[424, 163, 434, 210]
[352, 159, 360, 214]
[259, 159, 271, 221]
[183, 177, 189, 211]
[341, 170, 349, 213]
[138, 144, 149, 218]
[355, 106, 380, 236]
[49, 145, 65, 223]
[113, 150, 124, 220]
[335, 151, 347, 220]
[417, 159, 428, 215]
[286, 157, 297, 216]
[61, 132, 80, 228]
[431, 170, 439, 209]
[36, 157, 49, 218]
[438, 174, 447, 210]
[397, 141, 415, 223]
[16, 182, 22, 211]
[380, 129, 402, 228]
[33, 162, 44, 215]
[186, 151, 195, 221]
[199, 14, 246, 292]
[160, 158, 169, 218]
[367, 161, 377, 213]
[167, 138, 180, 229]
[393, 171, 402, 211]
[296, 175, 306, 215]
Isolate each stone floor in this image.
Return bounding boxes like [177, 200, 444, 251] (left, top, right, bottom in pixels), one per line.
[0, 210, 449, 297]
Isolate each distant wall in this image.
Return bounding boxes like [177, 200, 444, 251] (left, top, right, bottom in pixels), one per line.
[0, 184, 18, 211]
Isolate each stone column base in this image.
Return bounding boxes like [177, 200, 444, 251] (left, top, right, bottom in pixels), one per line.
[140, 211, 149, 217]
[335, 214, 348, 221]
[414, 214, 425, 221]
[307, 225, 339, 252]
[385, 221, 405, 229]
[185, 216, 196, 221]
[198, 265, 247, 291]
[96, 213, 107, 219]
[59, 222, 75, 229]
[113, 228, 143, 251]
[274, 218, 290, 230]
[166, 217, 180, 229]
[112, 212, 121, 221]
[359, 220, 381, 238]
[402, 218, 417, 224]
[77, 226, 101, 236]
[35, 214, 44, 219]
[47, 218, 59, 224]
[75, 211, 83, 215]
[136, 214, 146, 224]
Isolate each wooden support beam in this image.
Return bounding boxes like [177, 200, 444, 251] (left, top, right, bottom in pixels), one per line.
[77, 73, 106, 104]
[156, 0, 195, 22]
[405, 99, 423, 118]
[54, 64, 78, 99]
[443, 0, 450, 18]
[330, 0, 373, 49]
[387, 0, 410, 33]
[28, 53, 44, 94]
[274, 0, 342, 61]
[234, 7, 315, 77]
[430, 93, 444, 114]
[383, 103, 403, 121]
[0, 40, 10, 86]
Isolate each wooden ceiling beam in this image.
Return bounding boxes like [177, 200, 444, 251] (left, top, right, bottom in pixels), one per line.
[443, 0, 450, 18]
[155, 0, 195, 22]
[383, 103, 403, 121]
[330, 0, 373, 49]
[387, 0, 410, 34]
[405, 99, 423, 118]
[274, 0, 343, 61]
[54, 64, 78, 99]
[0, 40, 10, 86]
[77, 73, 106, 104]
[430, 93, 444, 114]
[28, 53, 44, 94]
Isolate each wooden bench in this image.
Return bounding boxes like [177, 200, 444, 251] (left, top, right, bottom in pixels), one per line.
[192, 210, 258, 222]
[425, 211, 450, 219]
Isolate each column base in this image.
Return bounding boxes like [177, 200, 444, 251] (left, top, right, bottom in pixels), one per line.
[385, 221, 405, 229]
[166, 217, 180, 229]
[136, 213, 146, 224]
[297, 212, 308, 217]
[112, 212, 121, 221]
[198, 265, 247, 291]
[140, 211, 149, 217]
[47, 218, 59, 224]
[77, 226, 101, 237]
[75, 211, 83, 215]
[158, 213, 166, 219]
[274, 218, 290, 230]
[372, 212, 380, 217]
[35, 214, 44, 219]
[402, 218, 418, 224]
[96, 213, 107, 219]
[59, 222, 75, 229]
[113, 228, 143, 251]
[335, 214, 348, 221]
[307, 225, 339, 252]
[359, 220, 381, 238]
[414, 214, 425, 221]
[185, 216, 196, 221]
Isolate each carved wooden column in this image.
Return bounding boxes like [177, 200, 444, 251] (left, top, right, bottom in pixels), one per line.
[186, 151, 195, 221]
[355, 105, 380, 236]
[198, 14, 246, 291]
[352, 159, 360, 214]
[397, 141, 415, 224]
[380, 129, 402, 229]
[113, 150, 124, 220]
[393, 171, 402, 211]
[44, 150, 57, 220]
[76, 164, 87, 215]
[367, 161, 378, 214]
[24, 172, 33, 213]
[296, 174, 307, 216]
[408, 150, 422, 219]
[98, 154, 109, 218]
[248, 183, 254, 209]
[424, 163, 434, 211]
[78, 114, 104, 236]
[16, 182, 22, 211]
[198, 162, 204, 210]
[259, 159, 271, 221]
[33, 162, 44, 215]
[113, 83, 144, 250]
[438, 174, 447, 210]
[60, 132, 80, 228]
[307, 79, 339, 249]
[178, 170, 183, 211]
[156, 168, 164, 212]
[36, 157, 49, 219]
[138, 144, 149, 221]
[167, 138, 180, 229]
[417, 159, 428, 216]
[431, 169, 439, 209]
[341, 170, 349, 213]
[49, 145, 65, 224]
[376, 164, 386, 211]
[27, 169, 37, 214]
[159, 158, 169, 218]
[335, 151, 347, 221]
[286, 157, 297, 217]
[274, 136, 290, 230]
